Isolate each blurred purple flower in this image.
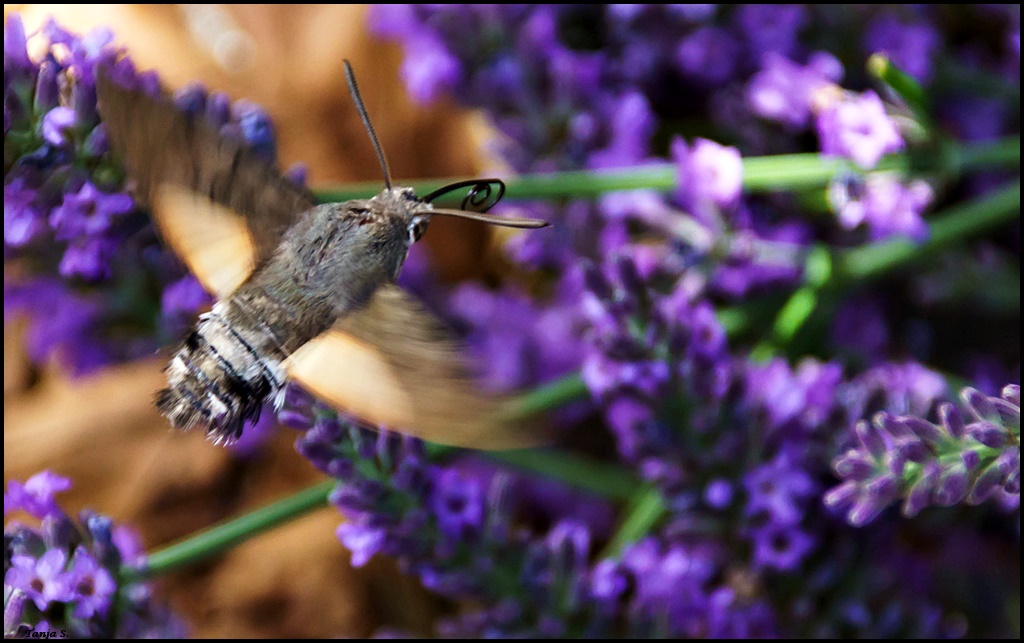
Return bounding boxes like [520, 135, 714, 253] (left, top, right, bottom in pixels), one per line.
[704, 478, 734, 509]
[40, 107, 77, 146]
[672, 136, 744, 217]
[831, 174, 932, 241]
[337, 523, 386, 568]
[5, 550, 73, 611]
[844, 361, 949, 419]
[49, 182, 133, 240]
[64, 548, 116, 619]
[830, 295, 890, 362]
[449, 283, 583, 392]
[366, 4, 421, 40]
[58, 236, 118, 281]
[160, 275, 212, 323]
[816, 90, 904, 169]
[431, 469, 484, 539]
[745, 358, 842, 433]
[744, 450, 817, 526]
[4, 471, 72, 519]
[746, 51, 843, 129]
[4, 180, 47, 248]
[588, 91, 655, 169]
[400, 34, 462, 105]
[230, 100, 277, 163]
[675, 26, 740, 85]
[735, 5, 807, 59]
[750, 524, 816, 571]
[864, 13, 940, 83]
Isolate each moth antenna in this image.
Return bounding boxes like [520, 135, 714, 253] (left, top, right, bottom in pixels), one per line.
[344, 59, 393, 190]
[424, 207, 550, 229]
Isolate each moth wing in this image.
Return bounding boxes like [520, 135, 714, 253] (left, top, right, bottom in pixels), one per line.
[283, 284, 538, 450]
[96, 70, 318, 293]
[151, 184, 257, 298]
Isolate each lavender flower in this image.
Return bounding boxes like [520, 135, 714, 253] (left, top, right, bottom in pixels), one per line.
[291, 396, 781, 637]
[5, 549, 72, 611]
[826, 385, 1020, 525]
[830, 174, 933, 242]
[672, 137, 744, 217]
[746, 52, 843, 129]
[3, 471, 186, 637]
[816, 90, 904, 170]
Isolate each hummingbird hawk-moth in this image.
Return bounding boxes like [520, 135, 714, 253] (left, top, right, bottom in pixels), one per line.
[96, 61, 548, 448]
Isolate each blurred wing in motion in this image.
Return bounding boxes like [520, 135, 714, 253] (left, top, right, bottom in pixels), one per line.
[284, 284, 537, 449]
[96, 71, 318, 294]
[150, 184, 256, 297]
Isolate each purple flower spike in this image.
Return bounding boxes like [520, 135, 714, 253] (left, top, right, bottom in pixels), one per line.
[829, 381, 1020, 525]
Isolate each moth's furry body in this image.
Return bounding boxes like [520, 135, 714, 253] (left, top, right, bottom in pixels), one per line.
[97, 61, 547, 449]
[158, 191, 424, 442]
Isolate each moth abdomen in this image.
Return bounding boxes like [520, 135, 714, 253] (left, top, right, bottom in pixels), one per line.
[159, 303, 286, 444]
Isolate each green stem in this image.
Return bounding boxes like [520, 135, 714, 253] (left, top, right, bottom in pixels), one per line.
[947, 136, 1020, 175]
[600, 486, 667, 559]
[508, 372, 587, 418]
[868, 54, 929, 124]
[313, 138, 1018, 203]
[122, 480, 336, 581]
[485, 449, 642, 501]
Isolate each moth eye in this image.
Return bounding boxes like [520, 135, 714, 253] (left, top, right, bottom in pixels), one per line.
[409, 218, 428, 243]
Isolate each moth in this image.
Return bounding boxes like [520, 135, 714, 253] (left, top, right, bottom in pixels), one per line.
[96, 61, 548, 448]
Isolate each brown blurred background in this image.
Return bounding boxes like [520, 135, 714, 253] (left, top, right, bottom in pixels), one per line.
[4, 4, 493, 637]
